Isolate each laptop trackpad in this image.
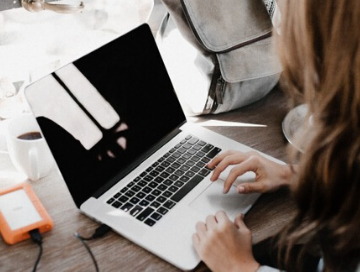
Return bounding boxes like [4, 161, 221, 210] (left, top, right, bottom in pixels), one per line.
[189, 175, 260, 221]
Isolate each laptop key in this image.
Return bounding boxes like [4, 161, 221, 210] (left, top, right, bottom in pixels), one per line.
[132, 185, 141, 192]
[136, 192, 146, 199]
[151, 212, 162, 221]
[155, 166, 165, 172]
[185, 171, 196, 178]
[207, 147, 222, 158]
[166, 167, 175, 174]
[198, 168, 211, 177]
[126, 181, 135, 188]
[130, 205, 143, 216]
[179, 176, 190, 182]
[114, 192, 121, 198]
[185, 160, 195, 167]
[174, 181, 184, 188]
[138, 180, 147, 187]
[130, 197, 140, 204]
[120, 187, 128, 193]
[145, 195, 156, 202]
[107, 198, 115, 204]
[163, 200, 176, 210]
[112, 201, 122, 208]
[150, 201, 161, 209]
[121, 203, 134, 212]
[169, 174, 179, 181]
[125, 190, 135, 198]
[162, 191, 173, 198]
[161, 161, 171, 167]
[197, 140, 206, 146]
[156, 196, 167, 203]
[171, 175, 203, 202]
[201, 144, 214, 153]
[119, 195, 129, 203]
[136, 207, 155, 221]
[142, 187, 152, 194]
[157, 207, 169, 215]
[163, 179, 173, 186]
[143, 175, 153, 182]
[172, 162, 181, 169]
[160, 172, 170, 178]
[168, 186, 179, 193]
[201, 157, 211, 163]
[134, 176, 141, 182]
[151, 189, 161, 196]
[139, 200, 150, 207]
[187, 137, 198, 145]
[191, 166, 201, 173]
[149, 170, 160, 177]
[148, 182, 158, 188]
[144, 218, 156, 227]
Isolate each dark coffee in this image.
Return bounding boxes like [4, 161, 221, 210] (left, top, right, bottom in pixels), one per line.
[17, 131, 42, 140]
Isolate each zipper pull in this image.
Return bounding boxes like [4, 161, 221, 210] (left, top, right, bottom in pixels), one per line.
[215, 76, 225, 104]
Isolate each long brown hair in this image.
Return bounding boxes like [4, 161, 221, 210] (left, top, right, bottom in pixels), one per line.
[276, 1, 360, 271]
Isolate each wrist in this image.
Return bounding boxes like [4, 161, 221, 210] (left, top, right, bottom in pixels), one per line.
[280, 164, 293, 187]
[232, 260, 260, 272]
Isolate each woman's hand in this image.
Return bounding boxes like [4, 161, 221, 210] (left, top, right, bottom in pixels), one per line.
[207, 150, 292, 194]
[192, 211, 259, 272]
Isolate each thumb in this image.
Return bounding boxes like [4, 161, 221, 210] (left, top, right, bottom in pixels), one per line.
[237, 182, 264, 194]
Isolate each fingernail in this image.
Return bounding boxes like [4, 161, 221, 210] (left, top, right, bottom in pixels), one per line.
[238, 186, 245, 193]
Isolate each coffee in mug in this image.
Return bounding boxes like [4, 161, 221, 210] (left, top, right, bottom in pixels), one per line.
[5, 114, 54, 181]
[17, 132, 42, 140]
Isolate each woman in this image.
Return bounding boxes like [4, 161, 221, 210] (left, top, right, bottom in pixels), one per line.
[192, 1, 360, 271]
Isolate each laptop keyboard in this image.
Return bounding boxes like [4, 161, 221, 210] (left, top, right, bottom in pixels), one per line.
[106, 135, 221, 227]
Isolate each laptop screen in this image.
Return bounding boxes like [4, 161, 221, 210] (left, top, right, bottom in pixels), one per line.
[25, 24, 186, 207]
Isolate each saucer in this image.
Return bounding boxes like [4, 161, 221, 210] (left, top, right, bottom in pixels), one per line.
[282, 104, 308, 152]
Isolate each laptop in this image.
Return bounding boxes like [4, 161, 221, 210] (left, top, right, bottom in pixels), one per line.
[24, 24, 282, 270]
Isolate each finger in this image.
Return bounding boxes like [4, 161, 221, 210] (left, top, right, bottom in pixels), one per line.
[214, 210, 230, 224]
[234, 213, 247, 229]
[223, 157, 258, 193]
[192, 233, 200, 246]
[237, 182, 265, 194]
[211, 152, 246, 182]
[195, 221, 207, 239]
[207, 151, 232, 169]
[205, 215, 217, 229]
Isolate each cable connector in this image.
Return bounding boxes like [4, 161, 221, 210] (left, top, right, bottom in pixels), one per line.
[29, 229, 43, 272]
[29, 229, 43, 245]
[74, 224, 111, 272]
[76, 224, 111, 241]
[91, 224, 111, 239]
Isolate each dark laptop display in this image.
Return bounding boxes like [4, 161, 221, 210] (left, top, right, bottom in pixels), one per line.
[26, 24, 186, 207]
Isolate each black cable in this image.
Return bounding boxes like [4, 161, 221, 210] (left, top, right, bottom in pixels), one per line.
[29, 229, 43, 272]
[74, 233, 99, 272]
[74, 224, 111, 272]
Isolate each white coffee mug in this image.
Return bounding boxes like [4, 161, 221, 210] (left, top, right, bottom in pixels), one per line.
[3, 114, 54, 181]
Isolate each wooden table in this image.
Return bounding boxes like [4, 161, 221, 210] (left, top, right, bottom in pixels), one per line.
[0, 85, 296, 271]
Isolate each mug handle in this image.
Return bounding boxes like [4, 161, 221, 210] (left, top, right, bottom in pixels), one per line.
[29, 147, 40, 181]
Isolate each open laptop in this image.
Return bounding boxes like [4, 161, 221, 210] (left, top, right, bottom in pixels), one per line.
[24, 24, 282, 270]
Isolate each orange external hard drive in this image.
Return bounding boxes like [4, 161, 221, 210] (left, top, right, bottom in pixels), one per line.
[0, 182, 53, 245]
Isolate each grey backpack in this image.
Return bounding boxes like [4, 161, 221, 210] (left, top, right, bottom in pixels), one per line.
[158, 0, 282, 116]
